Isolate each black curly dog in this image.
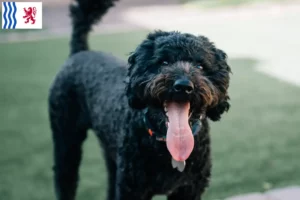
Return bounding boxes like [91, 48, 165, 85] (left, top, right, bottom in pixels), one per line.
[48, 0, 231, 199]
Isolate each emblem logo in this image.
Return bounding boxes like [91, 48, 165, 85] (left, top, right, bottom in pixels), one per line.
[23, 7, 37, 24]
[2, 2, 42, 29]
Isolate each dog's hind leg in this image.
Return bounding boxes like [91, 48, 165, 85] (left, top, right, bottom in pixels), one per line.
[49, 90, 89, 200]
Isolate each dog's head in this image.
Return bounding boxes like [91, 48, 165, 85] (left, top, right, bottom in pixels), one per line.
[125, 30, 231, 161]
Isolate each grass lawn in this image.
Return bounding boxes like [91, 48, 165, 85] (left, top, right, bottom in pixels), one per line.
[0, 32, 300, 200]
[183, 0, 299, 9]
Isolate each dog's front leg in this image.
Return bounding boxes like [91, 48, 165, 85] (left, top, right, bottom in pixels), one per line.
[167, 184, 204, 200]
[115, 152, 153, 200]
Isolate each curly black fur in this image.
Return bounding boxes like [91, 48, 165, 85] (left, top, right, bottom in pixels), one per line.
[48, 0, 231, 200]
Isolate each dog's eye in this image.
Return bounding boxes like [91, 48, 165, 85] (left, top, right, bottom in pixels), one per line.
[196, 65, 203, 70]
[162, 61, 169, 66]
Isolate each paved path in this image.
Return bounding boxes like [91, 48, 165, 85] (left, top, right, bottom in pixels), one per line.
[121, 2, 300, 86]
[225, 186, 300, 200]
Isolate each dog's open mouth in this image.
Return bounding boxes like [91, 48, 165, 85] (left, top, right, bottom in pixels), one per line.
[163, 101, 194, 162]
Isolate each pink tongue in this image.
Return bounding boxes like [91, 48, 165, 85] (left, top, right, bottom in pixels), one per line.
[166, 102, 194, 161]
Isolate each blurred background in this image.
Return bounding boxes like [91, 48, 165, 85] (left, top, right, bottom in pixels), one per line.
[1, 0, 300, 200]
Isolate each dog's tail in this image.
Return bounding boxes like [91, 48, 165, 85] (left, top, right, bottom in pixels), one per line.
[69, 0, 118, 56]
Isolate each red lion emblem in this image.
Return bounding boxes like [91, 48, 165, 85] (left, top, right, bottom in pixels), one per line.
[23, 7, 37, 24]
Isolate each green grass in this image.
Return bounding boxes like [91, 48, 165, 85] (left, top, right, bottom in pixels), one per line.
[0, 32, 300, 200]
[183, 0, 299, 9]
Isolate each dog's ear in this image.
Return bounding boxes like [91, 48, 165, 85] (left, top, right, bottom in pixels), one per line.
[125, 83, 147, 109]
[215, 48, 231, 72]
[206, 48, 231, 121]
[126, 43, 153, 109]
[125, 44, 150, 110]
[126, 52, 147, 109]
[206, 95, 230, 121]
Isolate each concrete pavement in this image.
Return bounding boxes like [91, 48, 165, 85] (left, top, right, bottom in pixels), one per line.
[225, 186, 300, 200]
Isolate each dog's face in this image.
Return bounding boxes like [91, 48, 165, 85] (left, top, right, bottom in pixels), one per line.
[126, 31, 231, 161]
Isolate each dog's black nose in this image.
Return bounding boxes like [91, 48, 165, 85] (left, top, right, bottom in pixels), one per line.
[173, 79, 194, 94]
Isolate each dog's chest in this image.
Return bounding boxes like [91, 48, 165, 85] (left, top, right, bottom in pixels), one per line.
[145, 153, 209, 194]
